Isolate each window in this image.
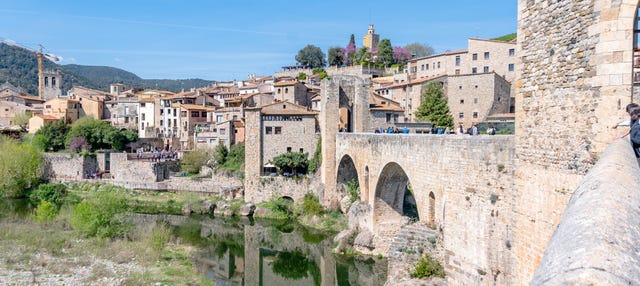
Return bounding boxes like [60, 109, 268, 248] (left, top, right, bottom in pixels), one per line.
[459, 85, 462, 89]
[287, 147, 292, 152]
[421, 64, 425, 71]
[181, 111, 187, 116]
[474, 98, 479, 104]
[168, 120, 171, 127]
[216, 115, 223, 122]
[455, 56, 461, 66]
[160, 109, 164, 115]
[459, 112, 464, 118]
[425, 64, 429, 70]
[285, 88, 289, 93]
[455, 69, 460, 75]
[509, 48, 515, 56]
[173, 109, 177, 117]
[220, 128, 226, 135]
[483, 66, 490, 73]
[277, 88, 281, 94]
[484, 52, 490, 60]
[460, 99, 464, 104]
[275, 127, 282, 134]
[472, 67, 478, 74]
[141, 103, 146, 107]
[437, 62, 441, 68]
[45, 77, 48, 87]
[191, 111, 200, 117]
[141, 113, 145, 121]
[394, 114, 398, 123]
[299, 148, 304, 153]
[45, 105, 51, 109]
[473, 112, 478, 118]
[160, 120, 163, 126]
[386, 113, 391, 123]
[508, 63, 515, 71]
[266, 127, 272, 134]
[173, 119, 177, 127]
[201, 111, 206, 117]
[52, 77, 56, 87]
[472, 53, 478, 60]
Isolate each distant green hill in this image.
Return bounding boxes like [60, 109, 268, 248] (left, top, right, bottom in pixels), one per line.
[0, 43, 215, 95]
[491, 33, 517, 42]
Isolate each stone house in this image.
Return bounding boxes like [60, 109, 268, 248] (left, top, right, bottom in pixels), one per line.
[368, 93, 406, 131]
[41, 97, 79, 123]
[0, 101, 36, 127]
[137, 97, 157, 139]
[245, 101, 319, 175]
[274, 80, 312, 107]
[374, 74, 447, 121]
[178, 104, 216, 150]
[194, 120, 236, 150]
[67, 86, 112, 119]
[409, 38, 517, 83]
[27, 114, 59, 133]
[105, 95, 139, 130]
[446, 72, 512, 129]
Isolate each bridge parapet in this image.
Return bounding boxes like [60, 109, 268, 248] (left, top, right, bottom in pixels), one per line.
[531, 138, 640, 285]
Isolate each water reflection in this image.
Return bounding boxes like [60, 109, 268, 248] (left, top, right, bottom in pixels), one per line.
[150, 215, 388, 286]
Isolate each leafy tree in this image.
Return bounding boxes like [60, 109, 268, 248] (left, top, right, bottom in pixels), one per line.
[376, 39, 394, 67]
[272, 151, 309, 175]
[66, 117, 136, 151]
[327, 46, 345, 67]
[69, 136, 90, 152]
[345, 34, 357, 65]
[297, 72, 307, 81]
[0, 137, 43, 198]
[404, 42, 434, 58]
[301, 193, 323, 216]
[11, 111, 31, 129]
[34, 119, 69, 151]
[295, 45, 326, 68]
[354, 47, 371, 64]
[70, 191, 130, 238]
[415, 82, 453, 128]
[28, 183, 68, 207]
[393, 46, 412, 65]
[221, 143, 244, 171]
[213, 143, 228, 166]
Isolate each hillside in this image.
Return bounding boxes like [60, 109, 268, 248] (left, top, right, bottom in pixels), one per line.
[491, 33, 517, 42]
[0, 43, 215, 95]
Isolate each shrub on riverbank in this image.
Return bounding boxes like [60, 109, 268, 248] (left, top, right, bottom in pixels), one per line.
[411, 253, 445, 279]
[0, 136, 43, 198]
[28, 183, 68, 207]
[70, 191, 130, 238]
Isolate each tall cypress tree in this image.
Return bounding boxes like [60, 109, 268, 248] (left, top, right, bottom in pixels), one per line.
[415, 82, 453, 127]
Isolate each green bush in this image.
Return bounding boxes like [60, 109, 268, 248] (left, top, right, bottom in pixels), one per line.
[213, 143, 228, 166]
[346, 179, 359, 203]
[412, 253, 445, 279]
[259, 196, 293, 220]
[220, 143, 244, 172]
[0, 137, 43, 198]
[181, 148, 212, 174]
[70, 192, 130, 238]
[307, 137, 321, 174]
[273, 151, 309, 175]
[301, 193, 323, 216]
[34, 200, 58, 223]
[28, 183, 67, 207]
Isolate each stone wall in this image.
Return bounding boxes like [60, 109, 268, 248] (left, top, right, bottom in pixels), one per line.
[244, 174, 323, 204]
[109, 152, 172, 183]
[531, 138, 640, 285]
[336, 133, 515, 285]
[447, 73, 511, 128]
[43, 153, 98, 182]
[514, 0, 636, 283]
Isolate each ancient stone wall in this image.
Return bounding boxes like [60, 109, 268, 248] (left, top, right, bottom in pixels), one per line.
[109, 152, 171, 183]
[244, 174, 324, 204]
[514, 0, 636, 283]
[42, 153, 98, 182]
[336, 133, 515, 285]
[531, 138, 640, 285]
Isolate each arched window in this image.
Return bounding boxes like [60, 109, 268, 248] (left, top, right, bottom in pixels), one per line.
[52, 77, 56, 87]
[44, 77, 49, 87]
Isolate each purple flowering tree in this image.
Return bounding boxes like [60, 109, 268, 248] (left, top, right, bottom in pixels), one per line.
[393, 46, 412, 65]
[69, 136, 90, 153]
[345, 42, 356, 65]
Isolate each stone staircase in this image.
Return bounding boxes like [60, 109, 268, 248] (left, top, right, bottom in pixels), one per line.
[385, 221, 441, 285]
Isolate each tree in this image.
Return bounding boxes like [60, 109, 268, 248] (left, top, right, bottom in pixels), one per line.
[415, 82, 453, 128]
[69, 136, 90, 152]
[327, 46, 345, 67]
[376, 39, 394, 66]
[66, 117, 136, 151]
[213, 143, 228, 166]
[181, 147, 213, 174]
[11, 111, 31, 129]
[295, 45, 326, 68]
[393, 46, 412, 65]
[354, 47, 371, 64]
[34, 119, 69, 151]
[312, 68, 329, 80]
[404, 42, 434, 58]
[0, 137, 43, 198]
[345, 34, 357, 65]
[272, 151, 309, 175]
[297, 72, 307, 80]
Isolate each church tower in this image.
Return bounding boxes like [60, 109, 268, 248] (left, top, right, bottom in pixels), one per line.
[363, 24, 380, 51]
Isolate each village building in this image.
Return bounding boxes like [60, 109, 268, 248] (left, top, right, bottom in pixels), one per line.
[0, 101, 37, 127]
[274, 79, 312, 107]
[194, 120, 237, 150]
[27, 114, 59, 134]
[178, 104, 216, 149]
[138, 97, 157, 139]
[244, 101, 319, 175]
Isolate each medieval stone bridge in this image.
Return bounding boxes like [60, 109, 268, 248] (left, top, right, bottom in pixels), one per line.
[329, 132, 516, 283]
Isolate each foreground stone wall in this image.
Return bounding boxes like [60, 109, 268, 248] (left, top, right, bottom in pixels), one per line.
[336, 133, 515, 285]
[245, 174, 323, 203]
[109, 153, 172, 183]
[514, 0, 636, 282]
[531, 138, 640, 285]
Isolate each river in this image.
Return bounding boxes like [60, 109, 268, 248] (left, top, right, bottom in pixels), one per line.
[0, 199, 388, 285]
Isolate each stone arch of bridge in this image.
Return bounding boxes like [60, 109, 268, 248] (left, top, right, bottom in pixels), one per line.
[336, 154, 361, 204]
[373, 162, 420, 230]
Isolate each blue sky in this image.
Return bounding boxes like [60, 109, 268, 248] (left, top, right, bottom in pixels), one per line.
[0, 0, 517, 81]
